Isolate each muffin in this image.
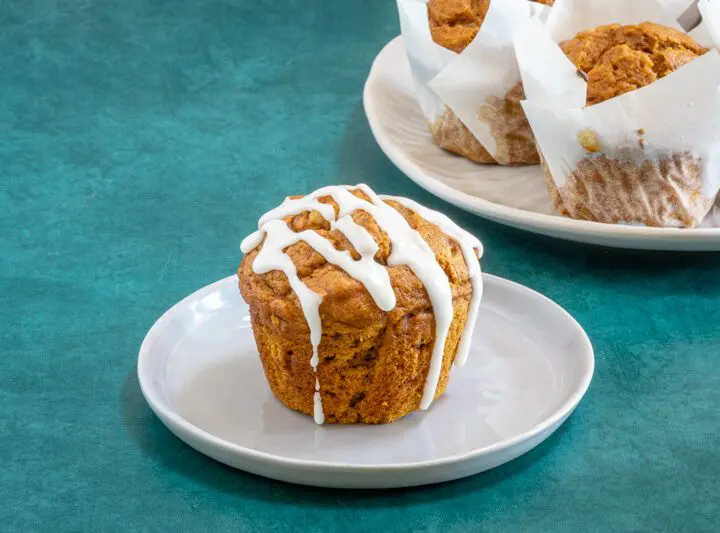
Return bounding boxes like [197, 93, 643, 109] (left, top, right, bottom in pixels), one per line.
[538, 22, 711, 227]
[239, 184, 483, 424]
[426, 0, 551, 165]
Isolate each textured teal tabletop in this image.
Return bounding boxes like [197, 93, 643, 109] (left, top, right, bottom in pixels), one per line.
[3, 0, 720, 531]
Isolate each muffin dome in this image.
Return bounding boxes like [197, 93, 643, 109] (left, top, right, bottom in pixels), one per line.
[561, 22, 708, 105]
[239, 185, 483, 424]
[428, 0, 554, 53]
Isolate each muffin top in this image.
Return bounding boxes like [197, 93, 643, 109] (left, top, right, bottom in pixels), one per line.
[561, 22, 708, 106]
[239, 186, 480, 331]
[428, 0, 554, 53]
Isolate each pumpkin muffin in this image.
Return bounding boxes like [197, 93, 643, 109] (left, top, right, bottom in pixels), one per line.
[239, 185, 483, 424]
[539, 22, 711, 227]
[426, 0, 550, 165]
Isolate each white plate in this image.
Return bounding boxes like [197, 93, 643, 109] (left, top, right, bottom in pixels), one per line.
[363, 36, 720, 251]
[138, 274, 594, 489]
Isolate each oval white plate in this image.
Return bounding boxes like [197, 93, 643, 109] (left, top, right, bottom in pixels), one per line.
[138, 274, 594, 489]
[363, 36, 720, 251]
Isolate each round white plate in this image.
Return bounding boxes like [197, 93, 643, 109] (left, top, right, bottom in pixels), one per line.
[363, 36, 720, 251]
[138, 274, 594, 489]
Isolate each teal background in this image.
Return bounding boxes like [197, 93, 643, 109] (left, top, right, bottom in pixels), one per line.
[2, 0, 720, 531]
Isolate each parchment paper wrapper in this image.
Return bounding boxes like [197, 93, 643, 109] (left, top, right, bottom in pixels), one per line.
[516, 0, 720, 228]
[690, 1, 720, 44]
[661, 0, 703, 28]
[397, 0, 549, 165]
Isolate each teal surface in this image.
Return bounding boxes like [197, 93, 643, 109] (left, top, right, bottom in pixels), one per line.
[2, 0, 720, 531]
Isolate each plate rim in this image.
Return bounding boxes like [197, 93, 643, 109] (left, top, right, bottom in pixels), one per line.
[137, 274, 595, 473]
[363, 35, 720, 244]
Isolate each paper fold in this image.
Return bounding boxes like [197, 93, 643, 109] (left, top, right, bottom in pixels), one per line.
[694, 0, 720, 48]
[429, 0, 533, 160]
[545, 0, 684, 41]
[397, 0, 549, 164]
[397, 0, 456, 121]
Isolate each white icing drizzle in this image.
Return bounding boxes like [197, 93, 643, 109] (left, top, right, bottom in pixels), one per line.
[241, 184, 483, 423]
[314, 378, 324, 425]
[240, 230, 264, 253]
[380, 195, 483, 367]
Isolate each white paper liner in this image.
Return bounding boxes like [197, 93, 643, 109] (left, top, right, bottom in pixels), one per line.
[620, 1, 703, 32]
[516, 0, 720, 227]
[545, 0, 684, 41]
[397, 0, 456, 121]
[656, 1, 720, 57]
[428, 0, 535, 160]
[397, 0, 549, 164]
[693, 0, 720, 45]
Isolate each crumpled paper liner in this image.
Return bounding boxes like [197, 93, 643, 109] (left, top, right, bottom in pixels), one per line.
[430, 82, 539, 164]
[516, 0, 720, 228]
[542, 151, 708, 227]
[397, 0, 548, 165]
[430, 108, 496, 164]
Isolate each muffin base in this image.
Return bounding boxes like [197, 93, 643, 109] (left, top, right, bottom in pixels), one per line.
[431, 107, 497, 164]
[429, 83, 540, 166]
[542, 151, 713, 228]
[246, 284, 471, 425]
[477, 83, 540, 166]
[238, 190, 479, 425]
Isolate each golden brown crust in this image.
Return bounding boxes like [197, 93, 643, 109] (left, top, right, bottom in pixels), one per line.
[560, 22, 707, 105]
[428, 0, 490, 53]
[238, 190, 476, 424]
[428, 0, 553, 53]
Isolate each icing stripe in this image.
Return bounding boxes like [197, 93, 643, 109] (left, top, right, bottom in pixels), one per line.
[380, 195, 483, 367]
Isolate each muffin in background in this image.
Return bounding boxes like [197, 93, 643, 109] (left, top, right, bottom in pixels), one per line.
[540, 22, 711, 227]
[424, 0, 550, 165]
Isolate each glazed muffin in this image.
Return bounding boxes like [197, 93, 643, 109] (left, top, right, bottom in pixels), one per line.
[426, 0, 550, 165]
[239, 185, 483, 424]
[539, 22, 711, 227]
